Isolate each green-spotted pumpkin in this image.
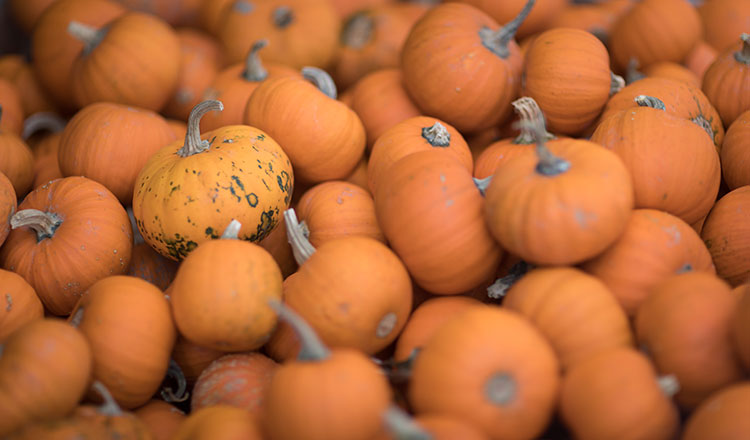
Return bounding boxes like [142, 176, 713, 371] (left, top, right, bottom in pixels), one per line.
[132, 100, 294, 261]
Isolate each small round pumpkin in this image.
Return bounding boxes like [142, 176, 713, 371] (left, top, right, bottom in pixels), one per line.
[702, 33, 750, 126]
[0, 55, 58, 116]
[701, 186, 750, 286]
[719, 110, 750, 190]
[0, 268, 43, 342]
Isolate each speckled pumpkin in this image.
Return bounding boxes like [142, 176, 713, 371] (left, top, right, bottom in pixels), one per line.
[133, 100, 294, 261]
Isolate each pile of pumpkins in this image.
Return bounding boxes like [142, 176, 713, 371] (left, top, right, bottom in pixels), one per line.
[0, 0, 749, 438]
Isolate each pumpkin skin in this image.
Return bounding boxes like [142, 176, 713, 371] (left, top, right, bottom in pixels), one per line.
[69, 275, 176, 409]
[522, 28, 614, 135]
[196, 0, 234, 34]
[702, 35, 750, 126]
[0, 126, 34, 197]
[503, 267, 633, 370]
[684, 40, 719, 82]
[409, 305, 560, 440]
[720, 110, 750, 190]
[590, 97, 721, 226]
[682, 382, 750, 440]
[701, 186, 750, 286]
[169, 237, 283, 352]
[0, 55, 58, 116]
[559, 348, 680, 440]
[30, 131, 64, 190]
[257, 214, 297, 279]
[126, 242, 179, 291]
[699, 0, 750, 52]
[191, 352, 278, 416]
[244, 71, 366, 184]
[0, 176, 133, 316]
[375, 150, 502, 295]
[546, 2, 626, 44]
[608, 0, 701, 73]
[133, 101, 294, 261]
[733, 290, 750, 371]
[581, 209, 715, 316]
[0, 319, 93, 437]
[0, 171, 16, 248]
[640, 61, 702, 88]
[635, 272, 745, 410]
[0, 78, 24, 135]
[171, 335, 224, 387]
[172, 405, 263, 440]
[0, 269, 43, 342]
[30, 0, 126, 111]
[400, 2, 525, 133]
[58, 102, 177, 204]
[133, 400, 186, 440]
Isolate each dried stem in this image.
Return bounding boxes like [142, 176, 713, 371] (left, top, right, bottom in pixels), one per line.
[90, 381, 123, 416]
[273, 6, 294, 28]
[421, 122, 451, 147]
[221, 219, 242, 239]
[342, 13, 374, 49]
[514, 106, 570, 176]
[11, 209, 63, 242]
[242, 39, 269, 82]
[512, 96, 553, 144]
[67, 21, 107, 55]
[382, 405, 433, 440]
[487, 261, 533, 299]
[634, 95, 666, 110]
[734, 33, 750, 64]
[22, 112, 66, 140]
[657, 374, 680, 397]
[284, 208, 316, 265]
[610, 72, 625, 95]
[301, 67, 337, 99]
[177, 100, 224, 157]
[161, 359, 189, 403]
[268, 299, 330, 361]
[625, 58, 645, 84]
[478, 0, 535, 58]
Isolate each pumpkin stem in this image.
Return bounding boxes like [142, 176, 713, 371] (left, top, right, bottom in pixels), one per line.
[421, 122, 451, 147]
[485, 372, 517, 406]
[242, 39, 269, 82]
[177, 100, 224, 157]
[375, 348, 419, 385]
[657, 374, 680, 398]
[487, 260, 532, 299]
[22, 112, 66, 140]
[634, 95, 666, 110]
[382, 405, 433, 440]
[512, 96, 553, 144]
[69, 306, 84, 327]
[233, 0, 255, 14]
[301, 67, 337, 99]
[160, 359, 190, 403]
[690, 115, 716, 142]
[517, 109, 570, 176]
[376, 312, 398, 339]
[734, 33, 750, 64]
[284, 208, 316, 265]
[625, 58, 645, 84]
[11, 209, 63, 242]
[67, 21, 107, 55]
[268, 299, 331, 361]
[90, 381, 123, 416]
[273, 5, 294, 28]
[610, 72, 625, 95]
[221, 219, 242, 239]
[478, 0, 535, 59]
[474, 176, 492, 196]
[342, 12, 373, 49]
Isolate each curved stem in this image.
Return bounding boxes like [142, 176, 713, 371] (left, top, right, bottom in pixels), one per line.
[515, 108, 570, 176]
[267, 299, 330, 361]
[301, 67, 337, 99]
[657, 374, 680, 398]
[176, 100, 224, 157]
[421, 122, 450, 147]
[512, 96, 553, 144]
[734, 33, 750, 64]
[625, 58, 645, 84]
[90, 381, 123, 416]
[634, 95, 666, 110]
[273, 5, 294, 28]
[67, 21, 107, 55]
[375, 312, 397, 339]
[474, 176, 492, 196]
[242, 39, 269, 82]
[478, 0, 535, 58]
[487, 260, 532, 299]
[160, 359, 190, 403]
[383, 405, 433, 440]
[284, 209, 316, 265]
[221, 219, 242, 239]
[341, 13, 373, 49]
[11, 209, 63, 242]
[22, 112, 66, 140]
[610, 72, 625, 95]
[690, 115, 715, 142]
[69, 306, 85, 327]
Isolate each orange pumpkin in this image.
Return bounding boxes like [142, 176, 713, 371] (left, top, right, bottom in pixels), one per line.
[0, 118, 34, 197]
[698, 0, 750, 52]
[682, 382, 750, 440]
[719, 110, 750, 190]
[171, 335, 224, 387]
[0, 171, 16, 248]
[172, 405, 262, 440]
[702, 34, 750, 126]
[0, 176, 133, 316]
[638, 61, 702, 87]
[0, 78, 25, 135]
[133, 400, 186, 440]
[701, 185, 750, 286]
[0, 55, 57, 116]
[684, 40, 719, 82]
[0, 268, 43, 341]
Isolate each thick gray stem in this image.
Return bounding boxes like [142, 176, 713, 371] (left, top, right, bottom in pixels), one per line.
[242, 39, 269, 82]
[268, 300, 330, 361]
[478, 0, 535, 58]
[177, 100, 224, 157]
[301, 67, 337, 99]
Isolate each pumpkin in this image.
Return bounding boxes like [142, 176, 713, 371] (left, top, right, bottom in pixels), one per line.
[701, 185, 750, 286]
[199, 39, 300, 132]
[196, 0, 234, 34]
[0, 55, 57, 116]
[702, 34, 750, 126]
[408, 305, 559, 440]
[0, 79, 24, 135]
[684, 40, 720, 82]
[296, 180, 385, 246]
[69, 275, 176, 409]
[0, 116, 33, 197]
[720, 110, 750, 190]
[522, 27, 618, 135]
[546, 2, 625, 44]
[67, 11, 181, 111]
[265, 211, 412, 359]
[58, 101, 177, 204]
[191, 352, 278, 416]
[133, 100, 294, 261]
[0, 176, 133, 316]
[559, 348, 680, 440]
[581, 208, 716, 316]
[126, 242, 179, 292]
[30, 0, 126, 111]
[503, 267, 633, 370]
[448, 0, 569, 39]
[172, 405, 262, 440]
[0, 269, 43, 342]
[733, 290, 750, 371]
[400, 0, 529, 133]
[244, 67, 366, 184]
[166, 118, 187, 138]
[162, 28, 223, 121]
[216, 0, 341, 70]
[171, 335, 224, 387]
[608, 0, 701, 73]
[635, 271, 745, 409]
[368, 115, 472, 194]
[133, 400, 186, 440]
[331, 3, 429, 90]
[483, 112, 633, 265]
[169, 220, 283, 352]
[0, 318, 93, 437]
[375, 150, 503, 294]
[347, 68, 421, 151]
[590, 95, 721, 226]
[682, 382, 750, 440]
[698, 0, 750, 52]
[262, 302, 393, 440]
[636, 61, 702, 88]
[0, 171, 16, 248]
[7, 0, 58, 33]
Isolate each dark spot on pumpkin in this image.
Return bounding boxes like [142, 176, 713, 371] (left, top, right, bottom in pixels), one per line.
[246, 193, 258, 207]
[257, 134, 266, 140]
[231, 176, 245, 191]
